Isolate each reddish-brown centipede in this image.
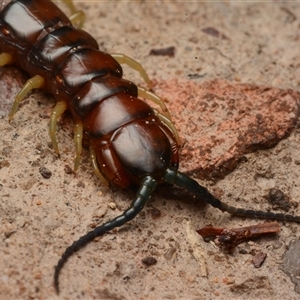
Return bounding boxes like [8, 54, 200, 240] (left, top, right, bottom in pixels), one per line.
[0, 0, 299, 294]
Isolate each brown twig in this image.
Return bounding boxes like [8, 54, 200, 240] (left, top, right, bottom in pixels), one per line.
[197, 222, 280, 253]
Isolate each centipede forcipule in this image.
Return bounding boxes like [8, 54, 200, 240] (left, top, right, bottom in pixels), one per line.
[0, 0, 300, 295]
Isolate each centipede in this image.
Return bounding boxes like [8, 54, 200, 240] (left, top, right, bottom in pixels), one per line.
[0, 0, 299, 294]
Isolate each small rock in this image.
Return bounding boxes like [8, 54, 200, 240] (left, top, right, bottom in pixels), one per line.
[265, 188, 291, 212]
[39, 166, 52, 179]
[252, 252, 267, 268]
[142, 256, 157, 266]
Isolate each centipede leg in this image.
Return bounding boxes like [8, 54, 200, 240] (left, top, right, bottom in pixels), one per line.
[73, 120, 83, 172]
[9, 75, 45, 122]
[111, 53, 152, 89]
[69, 11, 85, 28]
[0, 52, 13, 66]
[109, 54, 179, 141]
[54, 175, 157, 294]
[49, 101, 67, 157]
[138, 87, 180, 144]
[163, 168, 300, 223]
[61, 0, 85, 28]
[138, 86, 172, 120]
[90, 146, 109, 186]
[154, 109, 181, 145]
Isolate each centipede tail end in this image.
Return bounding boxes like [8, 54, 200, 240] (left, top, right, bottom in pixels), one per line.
[54, 176, 157, 294]
[163, 168, 300, 223]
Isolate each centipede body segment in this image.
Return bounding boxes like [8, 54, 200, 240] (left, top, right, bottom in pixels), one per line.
[0, 0, 299, 294]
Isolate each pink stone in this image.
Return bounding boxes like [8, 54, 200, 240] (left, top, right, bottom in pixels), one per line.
[154, 79, 300, 180]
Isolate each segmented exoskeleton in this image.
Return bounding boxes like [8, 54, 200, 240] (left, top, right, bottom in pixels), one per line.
[0, 0, 299, 294]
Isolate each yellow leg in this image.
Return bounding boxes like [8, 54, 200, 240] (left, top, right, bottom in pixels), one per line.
[69, 11, 85, 28]
[111, 53, 179, 143]
[0, 52, 13, 66]
[137, 86, 180, 144]
[154, 109, 181, 145]
[90, 147, 109, 186]
[9, 75, 45, 122]
[49, 101, 67, 156]
[138, 86, 172, 120]
[73, 120, 83, 172]
[61, 0, 85, 28]
[49, 104, 84, 173]
[111, 53, 152, 89]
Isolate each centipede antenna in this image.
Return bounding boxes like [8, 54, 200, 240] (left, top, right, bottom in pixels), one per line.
[54, 176, 157, 294]
[163, 168, 300, 223]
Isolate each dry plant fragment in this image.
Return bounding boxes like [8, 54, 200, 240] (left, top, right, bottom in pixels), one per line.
[197, 222, 280, 253]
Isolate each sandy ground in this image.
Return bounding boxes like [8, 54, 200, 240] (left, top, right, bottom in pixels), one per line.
[1, 1, 300, 299]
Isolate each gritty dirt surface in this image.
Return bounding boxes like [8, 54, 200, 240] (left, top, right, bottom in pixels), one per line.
[1, 1, 300, 300]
